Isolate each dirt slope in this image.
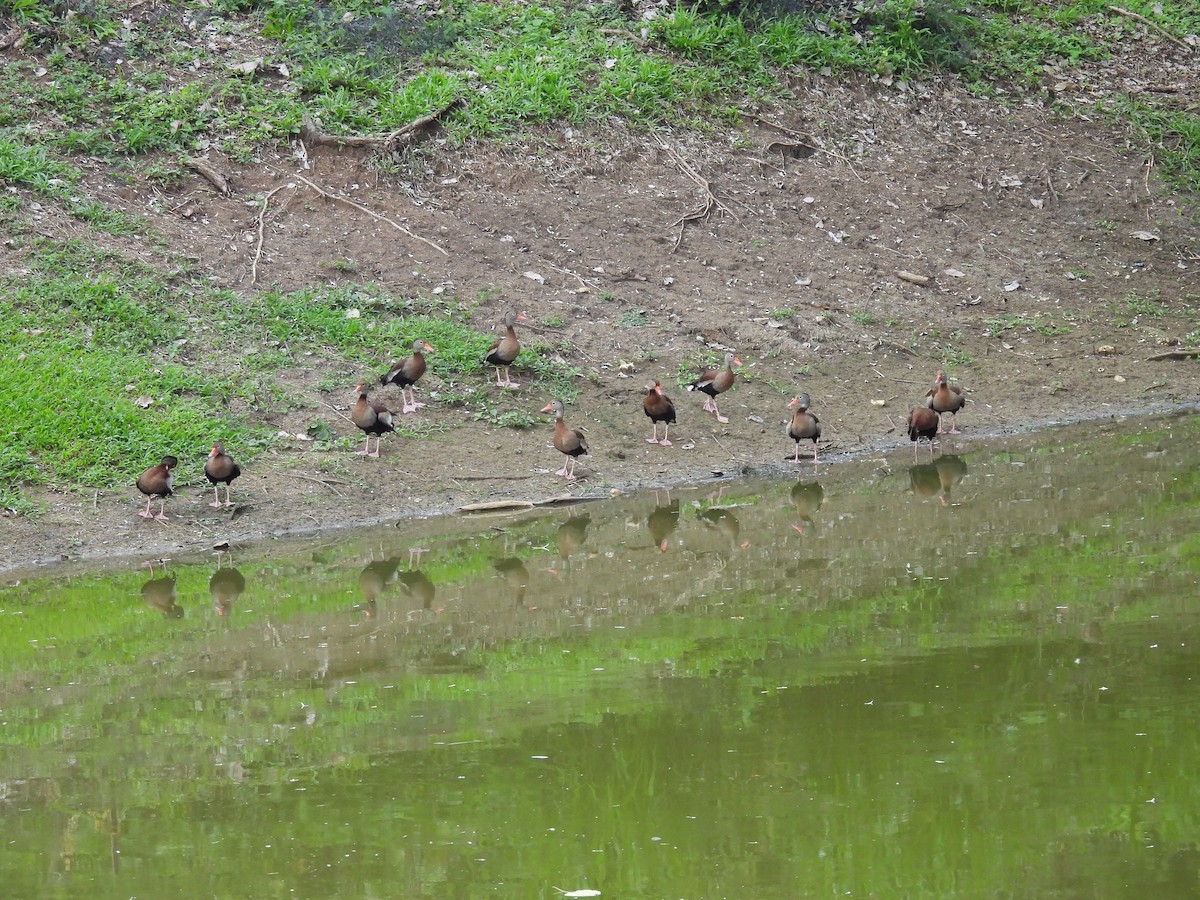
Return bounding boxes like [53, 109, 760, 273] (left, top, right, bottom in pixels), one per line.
[4, 50, 1199, 575]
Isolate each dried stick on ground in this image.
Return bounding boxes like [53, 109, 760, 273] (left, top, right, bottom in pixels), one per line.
[250, 175, 448, 281]
[660, 141, 738, 253]
[251, 184, 289, 284]
[293, 174, 448, 257]
[1108, 6, 1194, 51]
[299, 97, 466, 152]
[185, 157, 231, 195]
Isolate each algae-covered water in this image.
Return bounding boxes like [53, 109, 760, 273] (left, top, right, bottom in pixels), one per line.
[3, 414, 1199, 898]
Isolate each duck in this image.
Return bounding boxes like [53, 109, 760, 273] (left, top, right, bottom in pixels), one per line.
[381, 339, 434, 413]
[136, 455, 178, 521]
[686, 350, 740, 424]
[906, 406, 939, 460]
[787, 394, 822, 463]
[925, 370, 966, 434]
[643, 380, 677, 446]
[351, 383, 396, 457]
[203, 442, 241, 508]
[541, 398, 589, 481]
[485, 311, 525, 389]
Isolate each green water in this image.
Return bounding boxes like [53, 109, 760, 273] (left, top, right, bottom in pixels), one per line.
[3, 414, 1200, 898]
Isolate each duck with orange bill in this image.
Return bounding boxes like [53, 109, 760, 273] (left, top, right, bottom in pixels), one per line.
[541, 398, 589, 481]
[926, 370, 966, 434]
[485, 311, 525, 388]
[136, 455, 178, 521]
[643, 380, 676, 446]
[351, 383, 395, 458]
[381, 338, 434, 413]
[786, 393, 822, 463]
[906, 406, 939, 461]
[687, 350, 740, 424]
[204, 441, 241, 508]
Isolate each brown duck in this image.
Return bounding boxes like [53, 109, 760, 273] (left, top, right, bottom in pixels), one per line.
[485, 311, 525, 388]
[925, 370, 966, 434]
[687, 351, 740, 424]
[136, 455, 178, 521]
[381, 339, 434, 413]
[204, 441, 241, 508]
[351, 383, 395, 458]
[541, 398, 589, 480]
[643, 380, 677, 446]
[906, 406, 939, 460]
[787, 393, 822, 463]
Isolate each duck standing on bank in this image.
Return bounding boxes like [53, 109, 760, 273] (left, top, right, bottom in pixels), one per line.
[787, 393, 822, 463]
[687, 351, 740, 424]
[643, 380, 677, 446]
[204, 441, 241, 508]
[136, 455, 178, 521]
[351, 383, 396, 458]
[906, 406, 939, 460]
[541, 398, 589, 481]
[381, 339, 434, 413]
[926, 370, 966, 434]
[485, 311, 525, 389]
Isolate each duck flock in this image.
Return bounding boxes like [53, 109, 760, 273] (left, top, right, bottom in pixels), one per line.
[135, 311, 967, 520]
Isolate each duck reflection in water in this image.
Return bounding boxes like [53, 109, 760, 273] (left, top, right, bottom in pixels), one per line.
[493, 557, 530, 608]
[397, 555, 436, 616]
[909, 455, 968, 505]
[550, 511, 590, 576]
[356, 555, 401, 618]
[209, 554, 246, 617]
[141, 565, 183, 618]
[647, 488, 680, 553]
[697, 505, 750, 553]
[790, 480, 824, 534]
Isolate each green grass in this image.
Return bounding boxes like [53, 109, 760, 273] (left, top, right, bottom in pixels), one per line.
[985, 313, 1071, 337]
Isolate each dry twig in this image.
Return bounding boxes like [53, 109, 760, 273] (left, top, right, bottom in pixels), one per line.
[185, 157, 231, 195]
[298, 98, 466, 152]
[1146, 349, 1200, 361]
[659, 141, 738, 253]
[1108, 6, 1194, 51]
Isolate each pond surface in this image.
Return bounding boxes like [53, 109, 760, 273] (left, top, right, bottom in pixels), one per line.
[3, 414, 1200, 899]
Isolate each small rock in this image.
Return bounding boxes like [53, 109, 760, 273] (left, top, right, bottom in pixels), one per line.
[1113, 375, 1126, 383]
[1096, 344, 1116, 354]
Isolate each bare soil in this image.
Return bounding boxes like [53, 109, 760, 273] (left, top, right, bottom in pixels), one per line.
[4, 46, 1200, 576]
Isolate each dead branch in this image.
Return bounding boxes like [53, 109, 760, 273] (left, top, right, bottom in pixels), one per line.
[299, 97, 466, 152]
[280, 472, 348, 497]
[1108, 6, 1194, 51]
[659, 141, 738, 253]
[896, 270, 931, 286]
[251, 184, 288, 285]
[293, 173, 448, 257]
[185, 157, 231, 195]
[1146, 349, 1200, 361]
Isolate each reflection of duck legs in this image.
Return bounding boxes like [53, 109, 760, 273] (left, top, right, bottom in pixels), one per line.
[209, 554, 246, 617]
[698, 507, 749, 552]
[493, 558, 530, 609]
[357, 557, 401, 617]
[141, 567, 183, 618]
[551, 512, 591, 576]
[790, 480, 824, 534]
[648, 490, 680, 553]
